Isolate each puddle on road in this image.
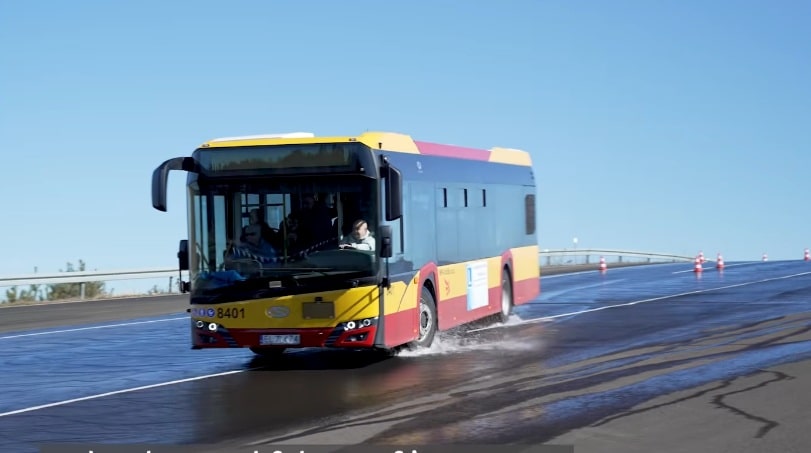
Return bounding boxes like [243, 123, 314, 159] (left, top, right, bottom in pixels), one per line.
[396, 315, 545, 357]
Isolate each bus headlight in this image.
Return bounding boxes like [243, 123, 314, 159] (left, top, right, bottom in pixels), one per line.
[195, 320, 205, 329]
[208, 322, 218, 331]
[342, 317, 376, 330]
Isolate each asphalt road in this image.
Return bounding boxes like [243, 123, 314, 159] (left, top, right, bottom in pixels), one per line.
[2, 260, 810, 453]
[0, 263, 652, 334]
[0, 293, 190, 333]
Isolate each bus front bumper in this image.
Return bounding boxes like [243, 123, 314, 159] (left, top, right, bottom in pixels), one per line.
[190, 318, 378, 349]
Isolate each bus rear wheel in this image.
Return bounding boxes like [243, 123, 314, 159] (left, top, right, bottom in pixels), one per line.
[409, 286, 437, 349]
[498, 268, 514, 324]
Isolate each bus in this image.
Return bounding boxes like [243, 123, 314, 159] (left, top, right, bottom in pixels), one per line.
[151, 131, 539, 355]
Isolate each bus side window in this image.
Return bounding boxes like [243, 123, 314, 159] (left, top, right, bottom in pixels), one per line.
[525, 194, 535, 235]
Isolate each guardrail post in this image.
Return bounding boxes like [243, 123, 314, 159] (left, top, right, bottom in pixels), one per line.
[80, 282, 86, 300]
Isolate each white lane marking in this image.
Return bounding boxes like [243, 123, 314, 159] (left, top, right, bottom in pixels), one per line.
[671, 261, 763, 274]
[0, 316, 187, 340]
[541, 263, 689, 279]
[541, 266, 663, 279]
[541, 270, 602, 278]
[0, 367, 257, 418]
[468, 270, 811, 333]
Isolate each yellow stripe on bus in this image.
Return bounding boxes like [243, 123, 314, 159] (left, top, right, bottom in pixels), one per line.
[192, 286, 380, 329]
[510, 245, 540, 281]
[488, 147, 533, 166]
[357, 132, 421, 154]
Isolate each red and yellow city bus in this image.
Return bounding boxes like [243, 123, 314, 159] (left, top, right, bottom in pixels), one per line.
[151, 131, 539, 355]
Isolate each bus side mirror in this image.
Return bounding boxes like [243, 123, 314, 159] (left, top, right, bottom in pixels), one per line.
[178, 239, 189, 271]
[383, 163, 402, 221]
[152, 156, 197, 212]
[379, 225, 393, 258]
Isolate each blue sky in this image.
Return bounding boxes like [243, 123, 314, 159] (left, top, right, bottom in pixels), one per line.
[1, 0, 809, 293]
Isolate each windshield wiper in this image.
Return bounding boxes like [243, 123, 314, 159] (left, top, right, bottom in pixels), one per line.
[271, 267, 332, 272]
[264, 267, 334, 278]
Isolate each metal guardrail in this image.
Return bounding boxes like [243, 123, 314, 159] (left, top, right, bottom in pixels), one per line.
[0, 249, 692, 289]
[539, 248, 694, 266]
[0, 268, 179, 287]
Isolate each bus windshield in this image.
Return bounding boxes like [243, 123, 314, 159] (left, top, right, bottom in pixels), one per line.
[187, 176, 379, 301]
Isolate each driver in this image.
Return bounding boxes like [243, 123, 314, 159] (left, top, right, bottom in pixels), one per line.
[338, 219, 375, 251]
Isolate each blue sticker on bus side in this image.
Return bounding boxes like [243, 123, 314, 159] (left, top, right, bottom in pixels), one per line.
[207, 308, 216, 317]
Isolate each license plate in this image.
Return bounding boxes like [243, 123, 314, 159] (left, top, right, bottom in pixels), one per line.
[260, 334, 300, 345]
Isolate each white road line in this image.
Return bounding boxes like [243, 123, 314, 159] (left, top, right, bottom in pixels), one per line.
[541, 263, 686, 279]
[0, 367, 257, 418]
[672, 261, 763, 274]
[469, 270, 811, 333]
[0, 316, 187, 340]
[541, 267, 649, 279]
[541, 270, 599, 278]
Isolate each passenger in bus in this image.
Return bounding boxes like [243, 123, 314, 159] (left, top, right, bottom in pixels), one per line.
[243, 208, 276, 245]
[277, 213, 301, 254]
[339, 219, 375, 251]
[233, 222, 278, 258]
[297, 195, 334, 246]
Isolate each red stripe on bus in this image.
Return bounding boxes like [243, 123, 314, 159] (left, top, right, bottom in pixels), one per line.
[414, 141, 491, 161]
[437, 285, 502, 330]
[383, 308, 419, 348]
[513, 277, 540, 305]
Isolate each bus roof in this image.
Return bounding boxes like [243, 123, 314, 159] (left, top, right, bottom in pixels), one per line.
[199, 131, 532, 167]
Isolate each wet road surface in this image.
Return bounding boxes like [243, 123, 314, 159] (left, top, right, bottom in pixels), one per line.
[0, 294, 189, 333]
[2, 260, 810, 452]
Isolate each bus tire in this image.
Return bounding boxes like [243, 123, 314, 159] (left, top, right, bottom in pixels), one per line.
[498, 267, 514, 324]
[250, 346, 286, 357]
[410, 286, 437, 349]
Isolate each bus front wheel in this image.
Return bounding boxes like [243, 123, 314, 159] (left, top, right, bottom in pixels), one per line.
[409, 286, 437, 349]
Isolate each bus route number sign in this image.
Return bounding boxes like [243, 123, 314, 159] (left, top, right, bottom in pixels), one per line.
[216, 307, 245, 319]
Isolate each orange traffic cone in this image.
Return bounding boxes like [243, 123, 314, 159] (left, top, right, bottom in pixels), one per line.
[699, 251, 705, 264]
[804, 248, 809, 261]
[716, 253, 724, 269]
[694, 256, 703, 273]
[762, 253, 768, 262]
[598, 256, 607, 272]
